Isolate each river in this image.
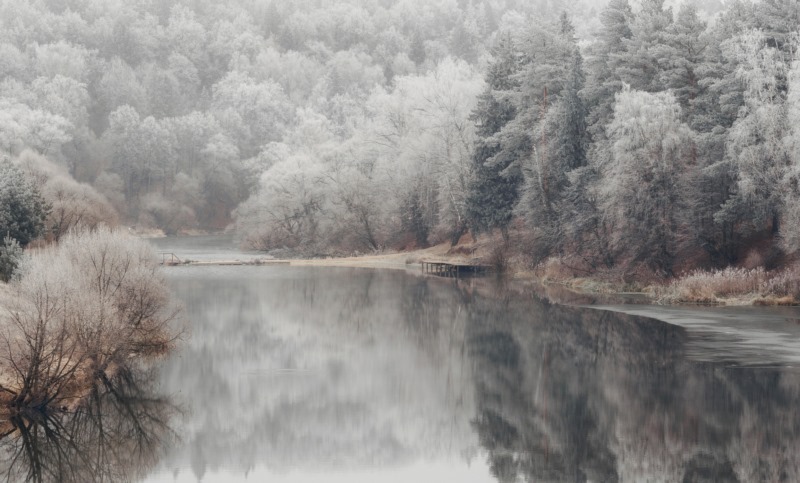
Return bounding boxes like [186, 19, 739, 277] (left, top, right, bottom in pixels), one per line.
[6, 236, 799, 482]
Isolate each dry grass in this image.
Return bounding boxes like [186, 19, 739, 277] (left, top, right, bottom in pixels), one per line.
[531, 256, 648, 294]
[656, 266, 800, 305]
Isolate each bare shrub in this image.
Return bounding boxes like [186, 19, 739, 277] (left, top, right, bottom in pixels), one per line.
[0, 228, 179, 412]
[742, 249, 765, 270]
[489, 243, 509, 275]
[15, 150, 118, 241]
[94, 172, 127, 216]
[139, 193, 197, 236]
[539, 257, 582, 282]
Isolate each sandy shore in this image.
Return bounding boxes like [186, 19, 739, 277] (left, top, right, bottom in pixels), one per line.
[286, 245, 454, 270]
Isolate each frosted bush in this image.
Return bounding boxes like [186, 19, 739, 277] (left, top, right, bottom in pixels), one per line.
[763, 266, 800, 298]
[0, 227, 179, 410]
[660, 265, 800, 304]
[15, 150, 118, 240]
[660, 267, 768, 303]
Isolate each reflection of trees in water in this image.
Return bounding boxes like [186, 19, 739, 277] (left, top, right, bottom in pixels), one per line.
[156, 268, 800, 480]
[0, 364, 177, 482]
[157, 267, 481, 477]
[465, 294, 800, 482]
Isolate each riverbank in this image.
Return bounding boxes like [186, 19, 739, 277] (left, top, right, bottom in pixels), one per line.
[149, 233, 800, 306]
[270, 248, 800, 366]
[283, 243, 800, 307]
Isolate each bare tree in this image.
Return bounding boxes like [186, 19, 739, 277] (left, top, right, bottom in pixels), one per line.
[0, 228, 180, 414]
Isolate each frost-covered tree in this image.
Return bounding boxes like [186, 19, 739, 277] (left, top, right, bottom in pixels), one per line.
[0, 99, 73, 156]
[658, 4, 708, 117]
[14, 150, 118, 241]
[236, 153, 327, 253]
[518, 48, 588, 256]
[715, 30, 793, 245]
[95, 58, 147, 129]
[779, 60, 800, 253]
[0, 228, 179, 410]
[466, 33, 520, 237]
[0, 159, 49, 247]
[601, 89, 695, 276]
[0, 235, 23, 283]
[105, 106, 175, 210]
[614, 0, 673, 92]
[366, 59, 483, 246]
[211, 71, 294, 158]
[755, 0, 800, 55]
[584, 0, 633, 147]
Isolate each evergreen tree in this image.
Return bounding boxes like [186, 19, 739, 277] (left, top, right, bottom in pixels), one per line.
[658, 4, 708, 118]
[554, 51, 587, 174]
[510, 14, 584, 244]
[584, 0, 633, 146]
[756, 0, 800, 55]
[482, 1, 498, 35]
[518, 49, 587, 213]
[613, 0, 673, 92]
[0, 235, 23, 282]
[0, 160, 50, 247]
[518, 48, 588, 258]
[466, 33, 520, 237]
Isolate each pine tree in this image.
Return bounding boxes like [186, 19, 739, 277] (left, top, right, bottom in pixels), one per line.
[584, 0, 633, 146]
[0, 235, 23, 282]
[482, 1, 498, 35]
[613, 0, 673, 92]
[466, 33, 521, 237]
[0, 160, 50, 247]
[554, 51, 587, 174]
[756, 0, 800, 55]
[518, 48, 588, 257]
[658, 4, 708, 118]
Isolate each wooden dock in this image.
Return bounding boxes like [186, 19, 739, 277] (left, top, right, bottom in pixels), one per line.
[420, 260, 491, 278]
[159, 252, 182, 265]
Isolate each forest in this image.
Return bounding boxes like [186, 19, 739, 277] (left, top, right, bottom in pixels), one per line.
[1, 0, 799, 289]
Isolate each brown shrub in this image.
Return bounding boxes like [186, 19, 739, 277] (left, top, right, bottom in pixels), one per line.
[15, 150, 119, 241]
[489, 243, 509, 275]
[657, 265, 800, 305]
[0, 228, 180, 412]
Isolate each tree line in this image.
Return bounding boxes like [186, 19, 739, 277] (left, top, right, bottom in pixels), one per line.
[464, 0, 800, 278]
[2, 0, 798, 279]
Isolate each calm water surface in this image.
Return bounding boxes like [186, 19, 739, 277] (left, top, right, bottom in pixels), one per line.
[8, 237, 799, 482]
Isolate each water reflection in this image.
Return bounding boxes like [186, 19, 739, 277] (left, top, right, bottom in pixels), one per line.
[464, 288, 800, 482]
[0, 364, 177, 482]
[149, 267, 481, 481]
[147, 263, 800, 482]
